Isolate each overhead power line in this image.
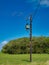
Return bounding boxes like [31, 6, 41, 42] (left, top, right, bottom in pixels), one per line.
[33, 0, 42, 19]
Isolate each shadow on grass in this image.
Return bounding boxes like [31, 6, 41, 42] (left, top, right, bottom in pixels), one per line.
[22, 60, 30, 62]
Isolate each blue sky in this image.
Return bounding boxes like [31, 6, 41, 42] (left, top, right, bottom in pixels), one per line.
[0, 0, 49, 49]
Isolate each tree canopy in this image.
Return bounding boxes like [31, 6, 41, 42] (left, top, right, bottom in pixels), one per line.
[1, 37, 49, 54]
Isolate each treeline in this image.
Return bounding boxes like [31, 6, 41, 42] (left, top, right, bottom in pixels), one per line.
[1, 37, 49, 54]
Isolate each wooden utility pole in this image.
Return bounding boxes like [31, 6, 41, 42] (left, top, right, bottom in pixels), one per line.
[30, 15, 32, 62]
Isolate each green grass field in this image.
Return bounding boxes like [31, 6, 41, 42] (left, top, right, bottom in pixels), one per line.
[0, 53, 49, 65]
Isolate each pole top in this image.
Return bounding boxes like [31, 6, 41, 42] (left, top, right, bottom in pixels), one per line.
[30, 15, 32, 22]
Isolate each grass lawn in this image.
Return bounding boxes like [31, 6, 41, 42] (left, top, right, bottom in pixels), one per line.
[0, 53, 49, 65]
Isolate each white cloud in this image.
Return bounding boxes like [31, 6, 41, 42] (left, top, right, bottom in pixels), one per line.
[40, 0, 49, 6]
[1, 41, 8, 45]
[0, 41, 8, 50]
[26, 0, 49, 7]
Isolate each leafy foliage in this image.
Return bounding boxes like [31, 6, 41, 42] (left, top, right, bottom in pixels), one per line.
[1, 37, 49, 54]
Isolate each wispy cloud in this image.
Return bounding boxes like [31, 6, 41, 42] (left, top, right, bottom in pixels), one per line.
[26, 0, 39, 3]
[17, 12, 23, 16]
[12, 11, 17, 16]
[11, 11, 23, 16]
[0, 41, 8, 50]
[40, 0, 49, 6]
[26, 0, 49, 7]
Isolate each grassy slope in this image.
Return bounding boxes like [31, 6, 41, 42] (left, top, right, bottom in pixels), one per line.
[0, 53, 49, 65]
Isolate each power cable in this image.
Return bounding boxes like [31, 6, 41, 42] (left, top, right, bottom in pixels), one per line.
[33, 0, 42, 19]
